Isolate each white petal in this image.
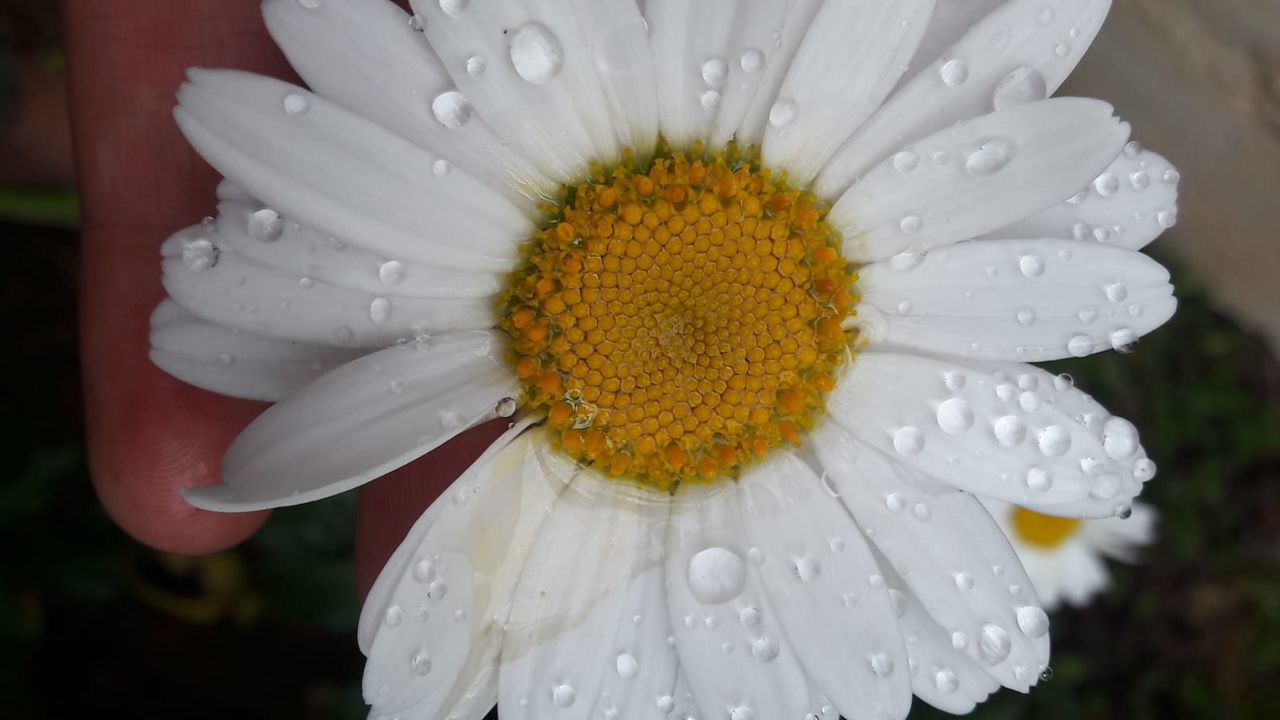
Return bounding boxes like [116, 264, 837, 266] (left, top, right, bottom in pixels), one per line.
[360, 427, 571, 717]
[645, 0, 739, 147]
[161, 233, 494, 348]
[829, 98, 1130, 262]
[706, 0, 819, 149]
[828, 350, 1149, 517]
[891, 576, 1001, 714]
[818, 0, 1113, 196]
[733, 0, 825, 148]
[261, 0, 552, 205]
[857, 238, 1176, 362]
[900, 0, 1005, 84]
[411, 0, 650, 179]
[762, 0, 934, 186]
[149, 299, 363, 402]
[666, 483, 811, 720]
[175, 69, 528, 272]
[813, 427, 1049, 692]
[213, 199, 501, 300]
[498, 476, 677, 720]
[986, 145, 1180, 250]
[738, 452, 912, 720]
[183, 331, 520, 511]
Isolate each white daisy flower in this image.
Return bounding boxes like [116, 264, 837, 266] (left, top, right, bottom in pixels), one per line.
[152, 0, 1181, 717]
[981, 499, 1157, 611]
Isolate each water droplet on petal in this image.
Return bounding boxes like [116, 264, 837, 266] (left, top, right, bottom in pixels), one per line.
[939, 58, 969, 87]
[438, 0, 468, 15]
[465, 55, 486, 77]
[283, 93, 310, 115]
[383, 605, 403, 627]
[934, 669, 959, 693]
[509, 23, 564, 85]
[688, 547, 745, 604]
[893, 426, 925, 456]
[370, 296, 391, 325]
[769, 99, 798, 129]
[993, 415, 1028, 446]
[965, 140, 1016, 176]
[182, 239, 219, 272]
[1017, 606, 1050, 637]
[751, 636, 780, 662]
[794, 556, 821, 582]
[431, 90, 473, 129]
[954, 571, 974, 590]
[552, 684, 576, 708]
[740, 48, 764, 73]
[1037, 425, 1071, 456]
[892, 150, 919, 173]
[992, 66, 1048, 110]
[701, 57, 728, 88]
[869, 652, 894, 677]
[977, 623, 1012, 664]
[495, 396, 517, 418]
[936, 398, 974, 435]
[1093, 172, 1121, 197]
[1019, 254, 1046, 277]
[615, 653, 638, 679]
[410, 651, 432, 675]
[379, 260, 406, 287]
[1103, 416, 1140, 459]
[1067, 334, 1094, 357]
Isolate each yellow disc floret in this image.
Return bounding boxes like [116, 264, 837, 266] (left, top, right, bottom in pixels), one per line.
[500, 146, 858, 490]
[1011, 506, 1083, 548]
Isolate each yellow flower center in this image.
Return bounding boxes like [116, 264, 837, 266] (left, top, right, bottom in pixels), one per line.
[1011, 506, 1083, 548]
[500, 147, 858, 490]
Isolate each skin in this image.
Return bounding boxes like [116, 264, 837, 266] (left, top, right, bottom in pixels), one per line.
[64, 0, 500, 599]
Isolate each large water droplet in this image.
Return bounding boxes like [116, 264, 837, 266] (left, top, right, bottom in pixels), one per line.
[431, 90, 473, 129]
[1102, 416, 1139, 459]
[977, 623, 1012, 664]
[615, 653, 639, 679]
[509, 23, 564, 85]
[552, 684, 576, 708]
[1017, 606, 1050, 637]
[965, 140, 1016, 176]
[893, 426, 925, 456]
[1019, 254, 1046, 277]
[438, 0, 468, 15]
[370, 296, 391, 325]
[1036, 425, 1071, 456]
[868, 652, 895, 677]
[701, 57, 728, 88]
[768, 99, 797, 128]
[182, 238, 219, 272]
[794, 556, 821, 582]
[934, 669, 959, 693]
[740, 48, 764, 73]
[953, 571, 974, 591]
[936, 398, 974, 435]
[1026, 466, 1053, 492]
[465, 55, 486, 77]
[939, 58, 969, 87]
[688, 547, 745, 604]
[992, 66, 1047, 110]
[1067, 334, 1094, 357]
[379, 260, 406, 287]
[993, 415, 1028, 446]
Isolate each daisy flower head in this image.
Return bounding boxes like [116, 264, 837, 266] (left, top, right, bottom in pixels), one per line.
[982, 498, 1157, 611]
[153, 0, 1181, 717]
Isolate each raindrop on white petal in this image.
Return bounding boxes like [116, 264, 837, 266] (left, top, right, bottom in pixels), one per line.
[1111, 328, 1139, 353]
[730, 706, 755, 720]
[282, 93, 310, 116]
[977, 624, 1012, 664]
[383, 605, 403, 627]
[994, 416, 1028, 446]
[509, 23, 564, 85]
[438, 0, 468, 15]
[1103, 417, 1140, 459]
[892, 150, 919, 173]
[934, 669, 959, 694]
[869, 653, 895, 677]
[965, 139, 1015, 177]
[1019, 254, 1046, 277]
[495, 396, 517, 418]
[688, 547, 745, 604]
[1134, 458, 1157, 482]
[992, 66, 1047, 110]
[378, 260, 406, 287]
[1037, 425, 1071, 456]
[1093, 173, 1121, 197]
[182, 239, 219, 272]
[552, 684, 576, 708]
[954, 572, 974, 591]
[740, 48, 764, 73]
[410, 651, 432, 675]
[751, 636, 780, 662]
[431, 90, 473, 129]
[369, 297, 391, 325]
[939, 58, 969, 86]
[768, 99, 797, 128]
[936, 398, 974, 435]
[1067, 334, 1094, 357]
[465, 55, 486, 77]
[615, 653, 638, 679]
[893, 426, 925, 456]
[794, 556, 821, 582]
[1017, 606, 1050, 637]
[701, 57, 728, 88]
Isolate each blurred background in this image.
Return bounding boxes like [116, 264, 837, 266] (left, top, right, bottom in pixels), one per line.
[2, 1, 1277, 718]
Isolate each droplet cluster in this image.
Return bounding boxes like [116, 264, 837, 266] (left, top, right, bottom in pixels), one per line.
[501, 148, 857, 489]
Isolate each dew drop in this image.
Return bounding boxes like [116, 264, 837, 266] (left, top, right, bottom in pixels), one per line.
[551, 684, 576, 708]
[1037, 425, 1071, 457]
[432, 158, 451, 177]
[934, 669, 959, 694]
[1110, 328, 1139, 353]
[426, 579, 449, 600]
[410, 651, 432, 675]
[1019, 254, 1046, 277]
[751, 636, 780, 662]
[1016, 606, 1050, 637]
[954, 571, 974, 591]
[282, 93, 310, 116]
[701, 57, 728, 88]
[936, 398, 974, 435]
[1067, 334, 1094, 357]
[495, 396, 517, 418]
[993, 415, 1028, 446]
[438, 0, 468, 15]
[700, 90, 721, 112]
[1103, 417, 1139, 459]
[431, 90, 474, 129]
[383, 605, 403, 627]
[892, 426, 925, 456]
[182, 239, 219, 272]
[465, 55, 486, 77]
[899, 215, 922, 235]
[1134, 458, 1157, 482]
[615, 653, 639, 679]
[687, 547, 745, 604]
[794, 556, 821, 582]
[370, 296, 392, 325]
[769, 99, 798, 128]
[977, 623, 1012, 664]
[992, 66, 1048, 110]
[739, 607, 761, 627]
[869, 652, 895, 677]
[1016, 307, 1037, 326]
[730, 706, 755, 720]
[379, 260, 406, 287]
[965, 139, 1016, 177]
[892, 150, 919, 173]
[939, 58, 969, 87]
[740, 48, 764, 73]
[1104, 283, 1129, 302]
[1093, 172, 1121, 197]
[1157, 209, 1178, 229]
[509, 23, 564, 85]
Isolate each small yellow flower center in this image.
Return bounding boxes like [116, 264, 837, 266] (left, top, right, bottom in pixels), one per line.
[1011, 506, 1083, 548]
[500, 147, 858, 490]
